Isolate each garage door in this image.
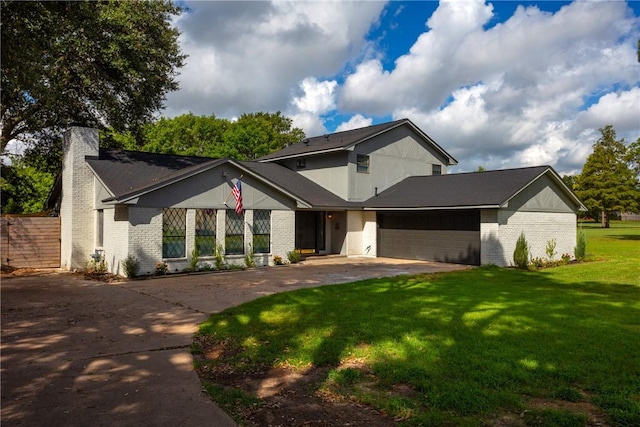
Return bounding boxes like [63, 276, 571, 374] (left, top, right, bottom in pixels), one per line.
[377, 210, 480, 265]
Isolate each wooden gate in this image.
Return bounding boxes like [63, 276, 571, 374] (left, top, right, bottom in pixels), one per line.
[1, 217, 61, 268]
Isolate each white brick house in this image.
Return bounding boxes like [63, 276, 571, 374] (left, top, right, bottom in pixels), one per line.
[52, 120, 584, 275]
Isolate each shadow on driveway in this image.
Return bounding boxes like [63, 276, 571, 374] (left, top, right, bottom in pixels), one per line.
[1, 258, 468, 426]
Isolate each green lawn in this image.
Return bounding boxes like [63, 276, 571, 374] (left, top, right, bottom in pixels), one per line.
[197, 221, 640, 426]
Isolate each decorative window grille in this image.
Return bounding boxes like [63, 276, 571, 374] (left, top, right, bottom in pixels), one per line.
[225, 209, 244, 255]
[357, 154, 370, 173]
[195, 209, 216, 256]
[162, 208, 186, 258]
[253, 210, 271, 253]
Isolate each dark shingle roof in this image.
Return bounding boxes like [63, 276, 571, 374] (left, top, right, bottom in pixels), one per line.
[239, 161, 355, 209]
[257, 119, 406, 161]
[364, 166, 557, 209]
[87, 149, 353, 208]
[87, 149, 222, 200]
[257, 118, 456, 164]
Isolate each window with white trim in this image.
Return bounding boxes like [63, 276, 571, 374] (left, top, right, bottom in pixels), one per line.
[357, 154, 370, 173]
[96, 209, 104, 247]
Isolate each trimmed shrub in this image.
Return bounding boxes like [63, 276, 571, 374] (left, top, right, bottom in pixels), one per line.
[513, 232, 529, 269]
[575, 228, 587, 261]
[287, 250, 302, 264]
[122, 255, 140, 278]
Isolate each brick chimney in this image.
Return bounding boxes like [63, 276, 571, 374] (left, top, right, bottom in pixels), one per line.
[60, 127, 99, 270]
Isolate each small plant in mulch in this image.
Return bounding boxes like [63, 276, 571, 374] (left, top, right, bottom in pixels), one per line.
[188, 247, 200, 272]
[122, 255, 141, 278]
[545, 238, 558, 261]
[244, 244, 256, 268]
[272, 255, 285, 265]
[200, 262, 214, 272]
[85, 252, 108, 275]
[155, 261, 169, 275]
[287, 250, 302, 264]
[214, 243, 225, 270]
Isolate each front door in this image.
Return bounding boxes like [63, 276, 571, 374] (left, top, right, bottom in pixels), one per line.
[295, 211, 325, 254]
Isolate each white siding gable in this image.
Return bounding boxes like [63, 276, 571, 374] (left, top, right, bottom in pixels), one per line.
[350, 126, 450, 201]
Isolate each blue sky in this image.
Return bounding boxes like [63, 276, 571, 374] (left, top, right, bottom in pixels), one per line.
[165, 1, 640, 174]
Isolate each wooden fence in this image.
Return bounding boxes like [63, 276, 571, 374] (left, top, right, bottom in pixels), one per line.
[1, 217, 61, 268]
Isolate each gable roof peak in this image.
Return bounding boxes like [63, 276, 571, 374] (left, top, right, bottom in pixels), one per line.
[257, 117, 455, 163]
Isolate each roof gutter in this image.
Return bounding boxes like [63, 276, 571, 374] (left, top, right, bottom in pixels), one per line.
[364, 205, 500, 211]
[258, 147, 345, 163]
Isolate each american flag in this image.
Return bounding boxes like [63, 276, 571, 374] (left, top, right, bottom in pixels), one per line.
[232, 179, 243, 214]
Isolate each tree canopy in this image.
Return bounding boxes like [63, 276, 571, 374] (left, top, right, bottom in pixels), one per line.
[1, 111, 305, 214]
[574, 126, 640, 227]
[0, 155, 55, 214]
[1, 0, 185, 152]
[105, 112, 305, 161]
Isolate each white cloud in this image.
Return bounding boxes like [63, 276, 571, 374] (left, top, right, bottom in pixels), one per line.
[161, 0, 640, 176]
[289, 112, 327, 138]
[164, 1, 385, 118]
[292, 78, 337, 115]
[353, 0, 640, 174]
[577, 88, 640, 135]
[336, 115, 373, 132]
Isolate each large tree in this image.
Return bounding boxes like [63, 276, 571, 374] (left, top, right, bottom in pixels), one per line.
[105, 112, 305, 160]
[0, 156, 55, 214]
[574, 126, 640, 228]
[1, 0, 185, 152]
[222, 112, 305, 160]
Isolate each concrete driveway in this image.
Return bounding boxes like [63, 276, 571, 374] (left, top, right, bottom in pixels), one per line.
[1, 258, 468, 426]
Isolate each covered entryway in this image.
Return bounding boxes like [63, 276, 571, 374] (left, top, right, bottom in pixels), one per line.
[377, 210, 480, 265]
[295, 211, 326, 254]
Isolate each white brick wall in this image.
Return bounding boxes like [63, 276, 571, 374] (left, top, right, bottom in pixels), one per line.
[128, 207, 163, 275]
[480, 209, 501, 265]
[346, 211, 364, 256]
[481, 209, 577, 266]
[60, 127, 99, 270]
[102, 207, 129, 275]
[362, 211, 377, 257]
[271, 210, 295, 262]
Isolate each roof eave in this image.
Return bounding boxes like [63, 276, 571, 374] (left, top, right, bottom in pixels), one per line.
[86, 162, 116, 199]
[258, 146, 345, 163]
[228, 160, 315, 208]
[403, 120, 458, 166]
[103, 158, 226, 203]
[364, 205, 500, 211]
